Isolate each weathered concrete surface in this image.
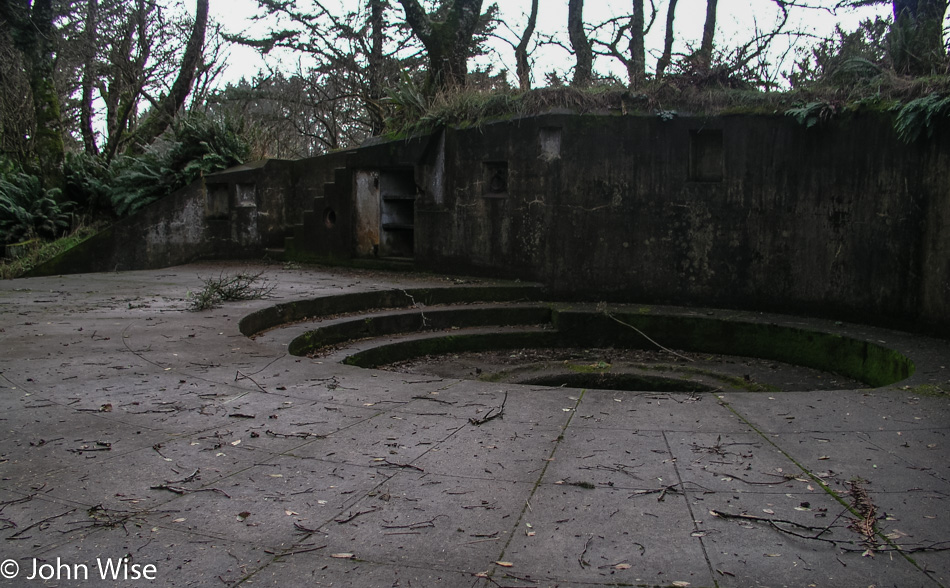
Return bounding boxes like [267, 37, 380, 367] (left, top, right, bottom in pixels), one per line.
[1, 262, 948, 587]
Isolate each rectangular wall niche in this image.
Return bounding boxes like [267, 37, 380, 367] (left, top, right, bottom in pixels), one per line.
[539, 127, 562, 161]
[379, 170, 416, 258]
[236, 183, 257, 207]
[482, 161, 508, 198]
[689, 129, 724, 182]
[205, 184, 229, 219]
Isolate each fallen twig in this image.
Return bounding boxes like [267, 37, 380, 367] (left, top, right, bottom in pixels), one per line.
[5, 510, 75, 540]
[709, 509, 846, 547]
[0, 494, 35, 510]
[165, 469, 199, 485]
[578, 533, 593, 568]
[272, 545, 327, 557]
[412, 395, 454, 405]
[235, 371, 267, 393]
[265, 430, 324, 439]
[294, 522, 323, 534]
[470, 392, 507, 425]
[604, 312, 694, 362]
[378, 459, 424, 472]
[381, 515, 443, 530]
[150, 484, 231, 498]
[334, 507, 380, 524]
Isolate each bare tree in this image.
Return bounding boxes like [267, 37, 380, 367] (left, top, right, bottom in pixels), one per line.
[588, 1, 657, 88]
[655, 0, 679, 78]
[568, 0, 593, 86]
[1, 0, 66, 186]
[226, 0, 411, 135]
[628, 0, 647, 87]
[697, 0, 719, 72]
[397, 0, 487, 91]
[367, 0, 386, 133]
[515, 0, 539, 91]
[0, 11, 34, 163]
[132, 0, 209, 150]
[79, 0, 99, 155]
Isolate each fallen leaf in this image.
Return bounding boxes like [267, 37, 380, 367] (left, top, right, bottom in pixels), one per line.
[615, 563, 631, 570]
[331, 553, 354, 559]
[818, 455, 830, 460]
[173, 518, 186, 523]
[672, 582, 691, 587]
[285, 510, 298, 516]
[763, 509, 775, 515]
[268, 474, 283, 478]
[230, 439, 242, 446]
[237, 511, 251, 521]
[494, 561, 514, 567]
[765, 554, 781, 557]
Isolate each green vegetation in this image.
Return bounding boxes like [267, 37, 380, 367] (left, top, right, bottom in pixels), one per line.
[0, 225, 100, 279]
[378, 74, 950, 143]
[0, 112, 250, 272]
[110, 114, 249, 217]
[894, 92, 950, 141]
[901, 383, 949, 397]
[0, 171, 71, 244]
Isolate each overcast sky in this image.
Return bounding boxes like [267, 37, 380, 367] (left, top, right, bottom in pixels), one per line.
[205, 0, 889, 86]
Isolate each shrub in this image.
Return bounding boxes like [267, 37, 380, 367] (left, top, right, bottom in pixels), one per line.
[0, 172, 72, 244]
[110, 113, 251, 217]
[894, 92, 950, 142]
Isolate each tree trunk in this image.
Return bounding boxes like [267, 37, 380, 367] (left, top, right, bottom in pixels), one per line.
[656, 0, 678, 79]
[367, 0, 385, 134]
[889, 0, 948, 75]
[697, 0, 718, 72]
[568, 0, 593, 87]
[2, 0, 66, 187]
[80, 0, 100, 156]
[104, 0, 152, 162]
[627, 0, 646, 88]
[132, 0, 209, 149]
[516, 0, 539, 91]
[398, 0, 484, 92]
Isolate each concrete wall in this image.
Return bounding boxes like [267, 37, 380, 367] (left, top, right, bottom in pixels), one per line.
[30, 158, 304, 275]
[403, 113, 948, 333]
[28, 113, 948, 335]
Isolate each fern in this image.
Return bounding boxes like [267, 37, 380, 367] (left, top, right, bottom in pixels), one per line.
[785, 101, 837, 128]
[0, 173, 71, 244]
[894, 93, 950, 142]
[108, 112, 250, 217]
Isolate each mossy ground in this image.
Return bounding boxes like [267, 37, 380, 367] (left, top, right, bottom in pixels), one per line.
[1, 224, 100, 279]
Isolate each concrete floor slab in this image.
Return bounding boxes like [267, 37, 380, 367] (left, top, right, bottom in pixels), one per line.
[1, 262, 948, 587]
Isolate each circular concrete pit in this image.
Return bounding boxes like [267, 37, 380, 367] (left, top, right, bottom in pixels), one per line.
[240, 285, 915, 394]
